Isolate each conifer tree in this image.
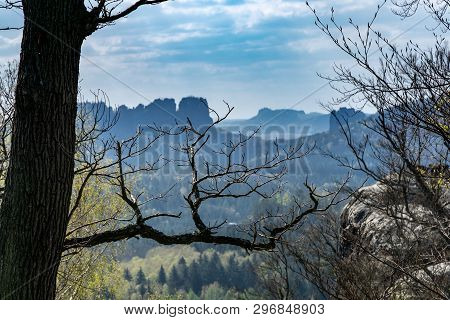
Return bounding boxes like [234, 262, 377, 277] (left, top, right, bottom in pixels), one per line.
[167, 267, 180, 293]
[177, 257, 189, 289]
[135, 267, 147, 286]
[208, 252, 225, 285]
[157, 265, 167, 285]
[123, 268, 133, 282]
[226, 254, 240, 289]
[138, 283, 147, 300]
[188, 260, 202, 295]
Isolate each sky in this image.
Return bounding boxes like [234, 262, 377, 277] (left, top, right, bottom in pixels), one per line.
[0, 0, 433, 118]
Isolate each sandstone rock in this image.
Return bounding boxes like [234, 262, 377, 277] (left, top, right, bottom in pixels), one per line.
[340, 179, 449, 298]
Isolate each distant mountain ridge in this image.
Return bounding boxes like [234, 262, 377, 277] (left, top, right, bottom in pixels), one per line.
[94, 96, 213, 137]
[80, 98, 375, 239]
[83, 96, 369, 139]
[249, 108, 307, 123]
[221, 106, 370, 139]
[221, 108, 330, 138]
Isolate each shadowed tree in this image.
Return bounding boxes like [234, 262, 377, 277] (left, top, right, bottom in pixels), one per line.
[0, 1, 343, 300]
[295, 0, 449, 299]
[135, 268, 146, 287]
[123, 268, 133, 282]
[0, 0, 171, 300]
[167, 267, 180, 294]
[157, 265, 166, 285]
[177, 257, 189, 290]
[187, 260, 202, 295]
[137, 283, 148, 300]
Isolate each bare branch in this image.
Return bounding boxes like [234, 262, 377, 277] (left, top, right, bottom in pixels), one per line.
[93, 0, 170, 25]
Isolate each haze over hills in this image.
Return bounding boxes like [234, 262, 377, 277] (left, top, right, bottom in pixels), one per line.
[87, 94, 372, 192]
[84, 96, 376, 281]
[105, 97, 213, 138]
[221, 107, 330, 138]
[94, 96, 369, 140]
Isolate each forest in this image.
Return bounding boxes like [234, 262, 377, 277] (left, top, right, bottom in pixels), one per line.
[0, 0, 448, 301]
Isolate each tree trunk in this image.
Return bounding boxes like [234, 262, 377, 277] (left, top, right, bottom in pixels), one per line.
[0, 1, 87, 299]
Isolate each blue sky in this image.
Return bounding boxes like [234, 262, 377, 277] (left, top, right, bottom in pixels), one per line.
[0, 0, 432, 118]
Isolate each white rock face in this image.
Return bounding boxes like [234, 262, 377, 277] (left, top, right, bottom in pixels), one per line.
[339, 180, 449, 298]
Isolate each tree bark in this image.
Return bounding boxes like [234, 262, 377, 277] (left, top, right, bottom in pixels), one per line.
[0, 0, 87, 299]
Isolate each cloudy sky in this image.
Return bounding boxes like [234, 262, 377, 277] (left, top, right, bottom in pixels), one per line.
[0, 0, 431, 118]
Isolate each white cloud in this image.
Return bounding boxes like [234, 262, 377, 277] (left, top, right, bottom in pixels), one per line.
[141, 30, 209, 45]
[288, 36, 333, 53]
[162, 0, 312, 30]
[0, 34, 21, 49]
[160, 0, 384, 29]
[86, 36, 123, 56]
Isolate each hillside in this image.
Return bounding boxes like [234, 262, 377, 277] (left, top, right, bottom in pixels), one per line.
[220, 108, 329, 138]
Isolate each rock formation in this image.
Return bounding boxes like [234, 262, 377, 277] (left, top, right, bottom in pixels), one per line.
[110, 96, 213, 137]
[329, 107, 366, 133]
[340, 179, 449, 298]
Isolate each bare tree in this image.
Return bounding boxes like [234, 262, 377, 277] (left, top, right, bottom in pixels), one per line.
[62, 104, 324, 252]
[257, 238, 302, 300]
[0, 0, 178, 300]
[0, 60, 336, 299]
[299, 0, 449, 299]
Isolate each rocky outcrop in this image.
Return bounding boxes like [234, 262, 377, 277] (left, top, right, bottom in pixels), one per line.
[340, 179, 449, 298]
[250, 108, 306, 124]
[110, 96, 213, 137]
[177, 97, 212, 128]
[329, 107, 366, 133]
[222, 108, 331, 138]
